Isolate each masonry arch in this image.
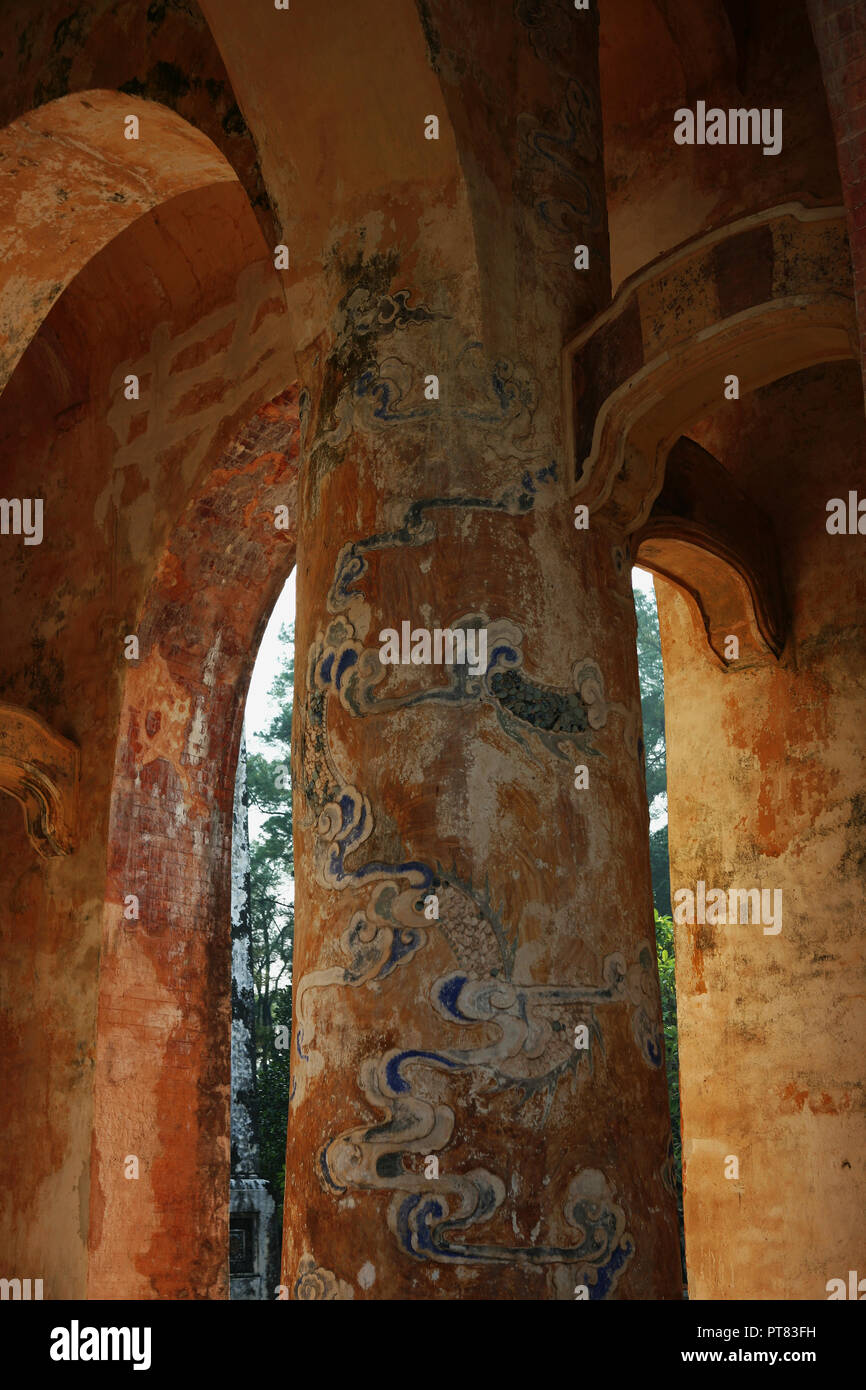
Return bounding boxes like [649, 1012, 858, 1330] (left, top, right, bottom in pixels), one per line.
[634, 353, 866, 1298]
[0, 0, 474, 1297]
[633, 435, 787, 666]
[0, 89, 275, 394]
[0, 0, 482, 1297]
[89, 389, 299, 1299]
[0, 89, 294, 1297]
[0, 1, 275, 245]
[570, 198, 863, 1297]
[3, 1, 861, 1305]
[566, 203, 857, 534]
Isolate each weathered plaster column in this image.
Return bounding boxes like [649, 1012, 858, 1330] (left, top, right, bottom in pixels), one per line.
[284, 0, 681, 1300]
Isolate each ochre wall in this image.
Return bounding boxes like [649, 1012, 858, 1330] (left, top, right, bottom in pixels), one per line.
[0, 166, 291, 1296]
[0, 0, 863, 1302]
[658, 360, 866, 1299]
[601, 0, 841, 290]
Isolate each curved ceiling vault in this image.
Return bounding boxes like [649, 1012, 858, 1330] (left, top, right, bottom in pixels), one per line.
[0, 89, 277, 394]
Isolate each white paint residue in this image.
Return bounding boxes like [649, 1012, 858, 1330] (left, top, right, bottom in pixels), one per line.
[202, 630, 222, 688]
[186, 634, 223, 764]
[185, 696, 208, 765]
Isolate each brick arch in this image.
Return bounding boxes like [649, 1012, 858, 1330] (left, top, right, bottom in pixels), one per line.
[634, 436, 787, 667]
[0, 0, 275, 246]
[89, 388, 299, 1300]
[566, 202, 857, 532]
[0, 88, 272, 394]
[0, 88, 296, 1296]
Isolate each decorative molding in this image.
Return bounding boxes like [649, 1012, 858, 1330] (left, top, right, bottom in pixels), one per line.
[634, 436, 788, 666]
[564, 203, 856, 532]
[0, 702, 79, 857]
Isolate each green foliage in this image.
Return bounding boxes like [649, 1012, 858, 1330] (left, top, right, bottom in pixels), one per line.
[247, 622, 294, 882]
[654, 911, 681, 1171]
[246, 622, 296, 1206]
[655, 909, 685, 1276]
[649, 821, 672, 918]
[632, 578, 671, 917]
[256, 985, 293, 1210]
[632, 580, 667, 808]
[635, 576, 684, 1278]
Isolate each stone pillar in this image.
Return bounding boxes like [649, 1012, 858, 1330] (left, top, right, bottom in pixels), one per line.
[229, 732, 276, 1300]
[655, 361, 866, 1299]
[284, 0, 681, 1300]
